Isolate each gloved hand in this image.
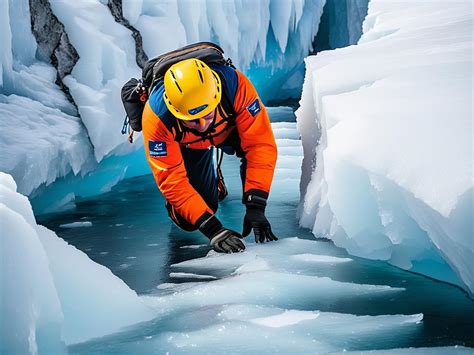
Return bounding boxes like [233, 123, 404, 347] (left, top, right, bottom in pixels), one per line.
[199, 215, 245, 253]
[242, 193, 278, 243]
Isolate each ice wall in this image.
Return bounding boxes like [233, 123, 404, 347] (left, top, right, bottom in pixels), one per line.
[3, 0, 327, 203]
[297, 1, 473, 294]
[0, 172, 155, 352]
[48, 0, 141, 161]
[122, 0, 326, 101]
[0, 0, 94, 196]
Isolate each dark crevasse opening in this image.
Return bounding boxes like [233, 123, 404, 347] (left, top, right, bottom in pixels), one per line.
[313, 0, 369, 52]
[250, 0, 369, 106]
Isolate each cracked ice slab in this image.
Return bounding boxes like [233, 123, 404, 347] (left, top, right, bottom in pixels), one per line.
[147, 265, 403, 316]
[158, 240, 401, 312]
[80, 303, 422, 354]
[170, 237, 348, 272]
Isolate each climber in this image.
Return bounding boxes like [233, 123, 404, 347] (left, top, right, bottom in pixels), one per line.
[142, 57, 278, 253]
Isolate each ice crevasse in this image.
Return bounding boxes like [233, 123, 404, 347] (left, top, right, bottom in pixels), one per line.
[297, 0, 473, 294]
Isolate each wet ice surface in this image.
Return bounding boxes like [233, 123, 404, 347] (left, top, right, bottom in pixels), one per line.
[37, 118, 474, 353]
[59, 221, 93, 228]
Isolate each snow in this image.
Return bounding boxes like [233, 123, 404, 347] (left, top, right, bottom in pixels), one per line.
[297, 0, 474, 294]
[0, 172, 154, 352]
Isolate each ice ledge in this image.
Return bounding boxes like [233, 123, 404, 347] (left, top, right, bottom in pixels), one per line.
[0, 172, 154, 352]
[296, 0, 473, 294]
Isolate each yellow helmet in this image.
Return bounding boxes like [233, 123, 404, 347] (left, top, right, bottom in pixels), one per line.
[163, 58, 222, 121]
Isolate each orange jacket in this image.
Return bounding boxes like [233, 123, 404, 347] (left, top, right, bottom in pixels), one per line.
[142, 65, 277, 226]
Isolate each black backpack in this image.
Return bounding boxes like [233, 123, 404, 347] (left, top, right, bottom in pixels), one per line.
[121, 42, 236, 143]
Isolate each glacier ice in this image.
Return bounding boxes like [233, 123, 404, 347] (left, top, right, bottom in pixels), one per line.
[18, 110, 474, 353]
[71, 233, 434, 354]
[0, 172, 155, 352]
[2, 0, 329, 204]
[0, 173, 65, 355]
[122, 0, 326, 101]
[296, 0, 474, 294]
[48, 0, 141, 161]
[0, 0, 95, 196]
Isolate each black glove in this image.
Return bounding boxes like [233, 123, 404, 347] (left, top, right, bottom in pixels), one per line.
[199, 214, 245, 253]
[242, 192, 278, 243]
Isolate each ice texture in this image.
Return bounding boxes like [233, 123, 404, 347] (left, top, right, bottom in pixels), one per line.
[8, 109, 462, 354]
[46, 0, 324, 161]
[122, 0, 325, 101]
[123, 235, 423, 354]
[0, 174, 65, 354]
[48, 0, 141, 161]
[296, 0, 473, 294]
[0, 172, 154, 352]
[0, 0, 94, 196]
[336, 346, 474, 354]
[313, 0, 369, 52]
[2, 0, 327, 203]
[59, 221, 93, 228]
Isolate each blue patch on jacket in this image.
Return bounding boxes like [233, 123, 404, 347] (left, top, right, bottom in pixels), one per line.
[149, 140, 167, 157]
[247, 98, 261, 117]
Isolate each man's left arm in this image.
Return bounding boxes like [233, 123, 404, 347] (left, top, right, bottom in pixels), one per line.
[233, 70, 278, 243]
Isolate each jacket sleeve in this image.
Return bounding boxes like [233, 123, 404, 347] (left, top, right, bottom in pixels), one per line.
[142, 102, 214, 225]
[233, 70, 278, 199]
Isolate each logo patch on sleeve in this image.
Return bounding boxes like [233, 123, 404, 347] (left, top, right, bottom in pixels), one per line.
[246, 98, 261, 117]
[148, 140, 167, 157]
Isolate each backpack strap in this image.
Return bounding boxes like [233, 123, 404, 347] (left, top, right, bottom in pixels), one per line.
[214, 66, 237, 124]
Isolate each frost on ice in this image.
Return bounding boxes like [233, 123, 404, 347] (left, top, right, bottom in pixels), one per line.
[297, 0, 473, 294]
